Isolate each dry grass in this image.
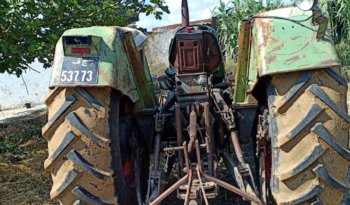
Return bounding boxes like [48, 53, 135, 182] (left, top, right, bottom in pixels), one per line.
[0, 116, 57, 205]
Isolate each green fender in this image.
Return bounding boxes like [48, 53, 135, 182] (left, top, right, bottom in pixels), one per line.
[234, 7, 340, 104]
[49, 26, 156, 109]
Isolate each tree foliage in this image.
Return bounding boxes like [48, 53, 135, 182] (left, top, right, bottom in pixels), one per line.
[0, 0, 169, 76]
[214, 0, 284, 60]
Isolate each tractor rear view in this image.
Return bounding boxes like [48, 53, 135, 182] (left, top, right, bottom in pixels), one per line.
[146, 0, 350, 204]
[43, 0, 350, 204]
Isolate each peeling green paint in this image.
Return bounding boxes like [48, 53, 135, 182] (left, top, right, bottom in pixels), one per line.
[247, 7, 340, 92]
[233, 7, 341, 104]
[234, 20, 252, 104]
[49, 26, 156, 109]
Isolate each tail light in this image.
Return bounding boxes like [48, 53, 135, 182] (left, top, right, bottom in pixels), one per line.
[71, 48, 90, 54]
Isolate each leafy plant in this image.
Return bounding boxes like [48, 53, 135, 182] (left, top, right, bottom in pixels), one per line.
[320, 0, 350, 70]
[214, 0, 284, 60]
[336, 39, 350, 79]
[0, 0, 169, 76]
[320, 0, 350, 43]
[337, 39, 350, 65]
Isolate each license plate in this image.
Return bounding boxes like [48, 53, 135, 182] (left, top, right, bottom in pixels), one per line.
[60, 56, 99, 84]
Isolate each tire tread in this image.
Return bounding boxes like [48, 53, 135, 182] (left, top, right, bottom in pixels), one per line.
[268, 69, 350, 204]
[44, 88, 118, 204]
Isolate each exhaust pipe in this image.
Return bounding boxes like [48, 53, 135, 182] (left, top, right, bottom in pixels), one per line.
[181, 0, 189, 27]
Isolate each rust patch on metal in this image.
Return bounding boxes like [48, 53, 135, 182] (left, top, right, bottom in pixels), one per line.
[268, 42, 285, 54]
[316, 59, 339, 66]
[300, 41, 310, 51]
[284, 55, 301, 64]
[257, 20, 275, 47]
[290, 36, 302, 41]
[99, 68, 111, 84]
[266, 55, 277, 64]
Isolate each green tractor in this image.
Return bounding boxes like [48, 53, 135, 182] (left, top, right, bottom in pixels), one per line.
[43, 0, 350, 204]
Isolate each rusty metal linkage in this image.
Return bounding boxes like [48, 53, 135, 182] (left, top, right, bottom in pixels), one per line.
[149, 138, 263, 205]
[203, 174, 262, 205]
[152, 144, 190, 205]
[184, 167, 193, 205]
[203, 102, 213, 175]
[188, 105, 197, 153]
[230, 130, 259, 196]
[183, 142, 190, 173]
[230, 131, 245, 165]
[212, 89, 260, 197]
[149, 174, 189, 205]
[196, 165, 209, 205]
[195, 140, 202, 172]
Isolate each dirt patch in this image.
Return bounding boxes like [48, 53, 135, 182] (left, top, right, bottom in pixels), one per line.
[0, 116, 57, 205]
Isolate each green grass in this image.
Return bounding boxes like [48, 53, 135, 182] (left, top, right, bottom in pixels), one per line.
[0, 118, 45, 163]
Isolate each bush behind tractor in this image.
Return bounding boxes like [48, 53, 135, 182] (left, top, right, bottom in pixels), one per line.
[43, 0, 350, 204]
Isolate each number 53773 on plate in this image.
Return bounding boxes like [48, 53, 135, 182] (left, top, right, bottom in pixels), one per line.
[60, 56, 99, 84]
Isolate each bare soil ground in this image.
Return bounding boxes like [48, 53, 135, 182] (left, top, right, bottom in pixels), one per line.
[0, 116, 57, 205]
[0, 83, 349, 205]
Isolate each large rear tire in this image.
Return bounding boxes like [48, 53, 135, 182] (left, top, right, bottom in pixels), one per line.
[42, 87, 149, 205]
[267, 69, 350, 204]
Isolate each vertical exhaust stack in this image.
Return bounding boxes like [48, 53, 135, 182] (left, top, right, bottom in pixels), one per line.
[181, 0, 189, 27]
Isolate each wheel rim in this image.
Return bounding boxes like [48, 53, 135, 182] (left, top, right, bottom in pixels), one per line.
[115, 95, 149, 205]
